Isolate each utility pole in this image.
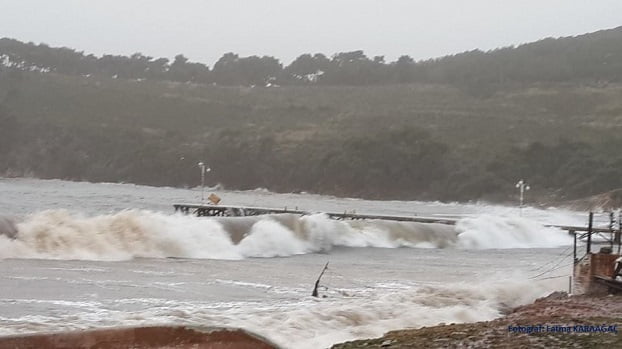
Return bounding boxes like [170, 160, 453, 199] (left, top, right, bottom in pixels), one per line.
[197, 162, 211, 205]
[515, 179, 530, 216]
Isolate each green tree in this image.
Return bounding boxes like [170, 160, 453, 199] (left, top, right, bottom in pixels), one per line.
[284, 53, 331, 83]
[212, 53, 282, 86]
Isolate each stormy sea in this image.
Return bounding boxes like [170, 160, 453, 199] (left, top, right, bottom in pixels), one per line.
[0, 178, 590, 348]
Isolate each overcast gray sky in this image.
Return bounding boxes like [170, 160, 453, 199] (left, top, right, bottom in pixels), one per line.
[2, 1, 621, 66]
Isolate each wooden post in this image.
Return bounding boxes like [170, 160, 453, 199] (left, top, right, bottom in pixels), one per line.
[614, 212, 621, 252]
[587, 212, 593, 255]
[609, 211, 616, 252]
[311, 262, 329, 297]
[573, 231, 577, 264]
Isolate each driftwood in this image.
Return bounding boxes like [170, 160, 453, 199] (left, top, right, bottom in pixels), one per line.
[311, 262, 329, 297]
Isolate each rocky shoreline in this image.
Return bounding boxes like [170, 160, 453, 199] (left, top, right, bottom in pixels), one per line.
[332, 293, 622, 348]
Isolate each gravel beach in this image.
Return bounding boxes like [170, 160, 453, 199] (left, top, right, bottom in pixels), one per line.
[332, 293, 622, 348]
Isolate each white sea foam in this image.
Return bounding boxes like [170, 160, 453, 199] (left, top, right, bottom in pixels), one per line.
[0, 277, 563, 349]
[455, 214, 571, 249]
[0, 210, 572, 261]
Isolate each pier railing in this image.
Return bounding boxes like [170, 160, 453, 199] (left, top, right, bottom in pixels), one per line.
[173, 203, 456, 224]
[173, 203, 619, 239]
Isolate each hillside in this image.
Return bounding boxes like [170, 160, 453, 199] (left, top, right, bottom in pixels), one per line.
[2, 26, 622, 88]
[1, 27, 622, 202]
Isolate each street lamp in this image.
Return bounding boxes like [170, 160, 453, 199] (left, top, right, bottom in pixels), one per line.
[515, 179, 530, 216]
[198, 162, 211, 205]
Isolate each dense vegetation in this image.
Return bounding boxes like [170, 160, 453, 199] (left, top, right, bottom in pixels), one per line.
[2, 26, 621, 88]
[1, 27, 622, 203]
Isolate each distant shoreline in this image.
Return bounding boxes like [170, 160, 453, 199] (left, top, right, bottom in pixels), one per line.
[2, 175, 616, 212]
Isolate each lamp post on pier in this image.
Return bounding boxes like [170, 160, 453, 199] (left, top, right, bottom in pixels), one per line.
[516, 179, 530, 216]
[198, 162, 211, 205]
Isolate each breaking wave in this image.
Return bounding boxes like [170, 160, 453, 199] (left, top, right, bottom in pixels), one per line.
[0, 216, 18, 239]
[0, 210, 571, 260]
[228, 278, 564, 348]
[0, 276, 565, 349]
